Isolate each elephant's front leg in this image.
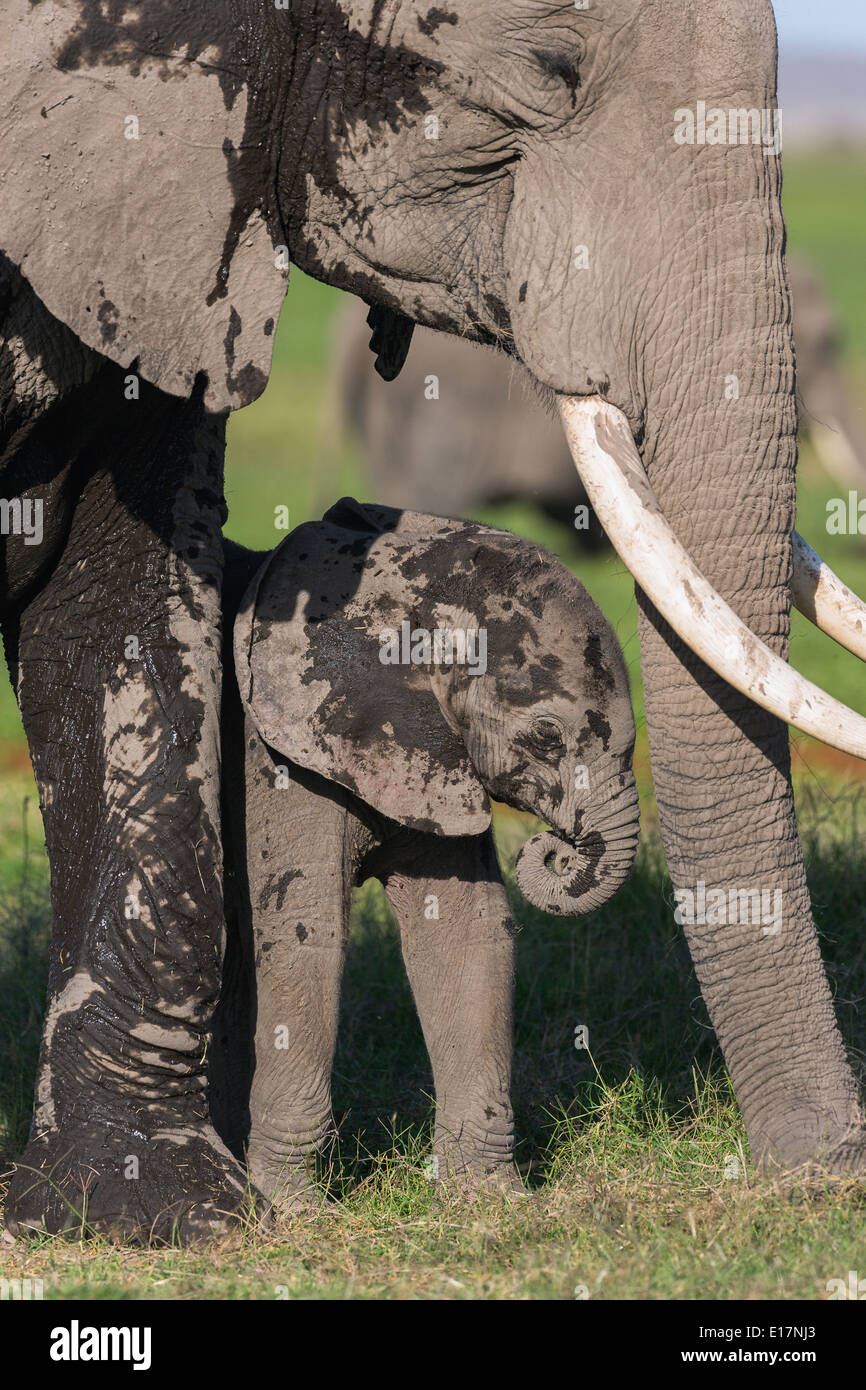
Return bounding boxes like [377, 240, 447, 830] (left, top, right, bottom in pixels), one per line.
[4, 385, 259, 1243]
[244, 750, 351, 1211]
[381, 832, 520, 1190]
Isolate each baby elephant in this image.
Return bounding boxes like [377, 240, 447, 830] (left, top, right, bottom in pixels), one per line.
[220, 498, 637, 1206]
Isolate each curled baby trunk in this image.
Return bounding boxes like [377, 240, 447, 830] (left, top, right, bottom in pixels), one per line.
[515, 775, 639, 917]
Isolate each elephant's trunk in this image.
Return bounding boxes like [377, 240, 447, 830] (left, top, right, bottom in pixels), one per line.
[515, 775, 639, 917]
[561, 152, 862, 1164]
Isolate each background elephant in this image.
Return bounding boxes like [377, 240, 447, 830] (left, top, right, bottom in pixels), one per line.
[788, 255, 866, 492]
[3, 0, 866, 1243]
[329, 252, 866, 534]
[213, 499, 637, 1205]
[330, 302, 597, 537]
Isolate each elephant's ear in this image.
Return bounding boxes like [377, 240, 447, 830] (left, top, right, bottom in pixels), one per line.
[0, 1, 287, 411]
[233, 501, 492, 836]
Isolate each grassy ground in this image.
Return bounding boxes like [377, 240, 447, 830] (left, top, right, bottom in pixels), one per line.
[1, 781, 865, 1298]
[1, 152, 866, 1298]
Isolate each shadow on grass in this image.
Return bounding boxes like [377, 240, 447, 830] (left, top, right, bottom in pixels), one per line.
[0, 807, 50, 1166]
[327, 785, 866, 1190]
[326, 834, 714, 1193]
[2, 786, 865, 1194]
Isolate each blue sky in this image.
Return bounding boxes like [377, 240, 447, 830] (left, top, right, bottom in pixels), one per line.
[775, 0, 866, 54]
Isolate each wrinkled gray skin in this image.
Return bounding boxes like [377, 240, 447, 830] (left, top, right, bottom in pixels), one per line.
[214, 500, 638, 1202]
[330, 253, 866, 532]
[2, 0, 865, 1244]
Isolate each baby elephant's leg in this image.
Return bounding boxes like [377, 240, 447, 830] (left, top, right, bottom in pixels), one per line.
[381, 831, 520, 1189]
[243, 731, 350, 1209]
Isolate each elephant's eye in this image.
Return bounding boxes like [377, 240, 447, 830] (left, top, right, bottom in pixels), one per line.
[531, 50, 581, 108]
[528, 718, 566, 754]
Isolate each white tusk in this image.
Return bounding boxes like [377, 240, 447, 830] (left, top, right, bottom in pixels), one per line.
[791, 530, 866, 663]
[559, 395, 866, 761]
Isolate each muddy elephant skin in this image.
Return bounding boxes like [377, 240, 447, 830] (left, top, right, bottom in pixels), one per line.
[213, 500, 637, 1203]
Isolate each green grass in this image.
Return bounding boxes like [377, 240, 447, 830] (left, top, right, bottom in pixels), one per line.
[1, 780, 865, 1297]
[2, 150, 866, 1298]
[3, 1151, 866, 1299]
[784, 152, 866, 360]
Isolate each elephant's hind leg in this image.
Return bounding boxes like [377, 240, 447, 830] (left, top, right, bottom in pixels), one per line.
[3, 372, 263, 1245]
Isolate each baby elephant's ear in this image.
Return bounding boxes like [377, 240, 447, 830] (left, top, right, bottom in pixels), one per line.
[233, 507, 491, 837]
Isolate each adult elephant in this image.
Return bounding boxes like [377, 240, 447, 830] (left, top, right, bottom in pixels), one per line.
[3, 0, 866, 1243]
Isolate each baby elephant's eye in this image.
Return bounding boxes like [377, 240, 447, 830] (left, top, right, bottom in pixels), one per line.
[528, 718, 566, 752]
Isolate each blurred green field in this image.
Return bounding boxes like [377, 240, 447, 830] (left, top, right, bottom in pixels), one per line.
[2, 152, 866, 1299]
